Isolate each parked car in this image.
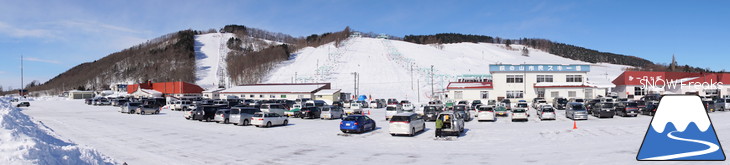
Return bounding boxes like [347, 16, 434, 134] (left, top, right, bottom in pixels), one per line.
[136, 104, 160, 115]
[422, 105, 443, 121]
[357, 100, 369, 108]
[470, 100, 483, 111]
[95, 98, 111, 106]
[531, 98, 547, 109]
[385, 105, 403, 120]
[112, 99, 129, 107]
[193, 105, 224, 122]
[553, 97, 568, 110]
[591, 102, 616, 118]
[566, 102, 588, 120]
[172, 100, 193, 111]
[568, 98, 585, 103]
[389, 113, 426, 136]
[369, 101, 381, 108]
[402, 103, 415, 112]
[501, 99, 512, 110]
[585, 99, 601, 112]
[340, 115, 376, 133]
[305, 100, 328, 108]
[715, 98, 730, 111]
[346, 103, 363, 115]
[511, 108, 528, 122]
[213, 109, 232, 124]
[251, 112, 289, 128]
[641, 101, 659, 116]
[537, 105, 556, 120]
[615, 101, 640, 117]
[476, 106, 496, 122]
[16, 102, 30, 107]
[453, 105, 472, 121]
[387, 98, 399, 105]
[85, 98, 93, 105]
[229, 106, 261, 126]
[435, 111, 464, 137]
[285, 104, 303, 117]
[120, 102, 141, 114]
[300, 107, 321, 119]
[260, 103, 287, 116]
[320, 106, 345, 119]
[494, 103, 509, 116]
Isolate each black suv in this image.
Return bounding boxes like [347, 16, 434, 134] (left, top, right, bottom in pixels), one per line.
[16, 102, 30, 107]
[193, 105, 225, 122]
[300, 107, 321, 119]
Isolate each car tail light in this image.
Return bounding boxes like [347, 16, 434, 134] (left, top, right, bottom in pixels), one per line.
[256, 118, 264, 120]
[354, 122, 359, 125]
[390, 121, 409, 124]
[340, 121, 343, 125]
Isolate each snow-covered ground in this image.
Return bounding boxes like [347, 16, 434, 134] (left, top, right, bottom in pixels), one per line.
[15, 99, 730, 164]
[265, 37, 628, 101]
[0, 98, 115, 164]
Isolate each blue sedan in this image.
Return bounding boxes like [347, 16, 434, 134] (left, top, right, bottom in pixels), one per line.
[340, 115, 376, 133]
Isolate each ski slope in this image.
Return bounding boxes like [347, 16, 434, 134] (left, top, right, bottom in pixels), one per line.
[265, 37, 629, 101]
[194, 33, 235, 90]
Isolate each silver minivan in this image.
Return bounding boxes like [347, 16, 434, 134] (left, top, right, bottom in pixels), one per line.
[435, 111, 464, 137]
[229, 107, 262, 126]
[566, 102, 588, 120]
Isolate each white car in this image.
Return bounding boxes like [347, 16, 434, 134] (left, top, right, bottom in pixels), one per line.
[532, 99, 548, 109]
[389, 113, 426, 136]
[320, 106, 345, 119]
[251, 112, 289, 128]
[537, 105, 556, 120]
[172, 100, 193, 111]
[511, 108, 528, 122]
[402, 103, 415, 112]
[260, 103, 287, 116]
[385, 105, 403, 120]
[346, 103, 363, 115]
[369, 101, 380, 109]
[476, 106, 496, 122]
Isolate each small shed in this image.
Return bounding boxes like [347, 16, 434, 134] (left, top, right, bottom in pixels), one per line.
[314, 89, 342, 104]
[68, 90, 95, 99]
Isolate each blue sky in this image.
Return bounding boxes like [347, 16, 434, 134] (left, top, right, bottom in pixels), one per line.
[0, 0, 728, 90]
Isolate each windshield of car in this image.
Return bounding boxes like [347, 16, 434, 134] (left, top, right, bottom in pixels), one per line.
[571, 104, 587, 110]
[128, 103, 141, 106]
[575, 99, 584, 102]
[541, 108, 554, 112]
[253, 114, 263, 117]
[390, 116, 410, 122]
[513, 109, 526, 113]
[602, 103, 615, 108]
[627, 103, 639, 107]
[386, 107, 397, 111]
[454, 106, 466, 111]
[518, 103, 528, 107]
[478, 108, 493, 112]
[557, 99, 568, 104]
[343, 116, 360, 121]
[472, 100, 482, 104]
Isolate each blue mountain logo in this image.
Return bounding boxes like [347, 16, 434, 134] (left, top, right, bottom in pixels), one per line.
[637, 95, 725, 161]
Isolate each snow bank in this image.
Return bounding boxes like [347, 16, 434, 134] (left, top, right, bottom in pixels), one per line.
[0, 98, 116, 165]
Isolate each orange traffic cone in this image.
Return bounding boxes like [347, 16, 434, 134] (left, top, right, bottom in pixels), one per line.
[572, 121, 578, 129]
[368, 110, 371, 115]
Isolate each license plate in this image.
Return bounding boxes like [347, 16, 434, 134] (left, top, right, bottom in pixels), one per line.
[346, 123, 351, 126]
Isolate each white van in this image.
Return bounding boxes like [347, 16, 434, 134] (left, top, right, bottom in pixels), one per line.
[389, 113, 426, 136]
[260, 103, 287, 116]
[385, 105, 403, 120]
[320, 106, 345, 119]
[346, 103, 363, 115]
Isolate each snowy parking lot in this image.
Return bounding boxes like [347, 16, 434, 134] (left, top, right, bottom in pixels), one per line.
[17, 99, 730, 164]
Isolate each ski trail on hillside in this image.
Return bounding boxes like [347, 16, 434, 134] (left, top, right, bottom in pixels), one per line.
[642, 131, 719, 160]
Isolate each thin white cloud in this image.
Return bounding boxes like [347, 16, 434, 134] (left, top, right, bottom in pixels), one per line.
[56, 20, 144, 34]
[23, 57, 61, 64]
[0, 21, 56, 38]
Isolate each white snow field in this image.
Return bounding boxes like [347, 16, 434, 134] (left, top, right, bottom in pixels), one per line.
[265, 37, 628, 101]
[16, 99, 730, 164]
[0, 98, 115, 165]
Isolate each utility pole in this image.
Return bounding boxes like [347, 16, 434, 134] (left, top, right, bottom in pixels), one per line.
[352, 72, 359, 97]
[417, 80, 421, 103]
[294, 72, 297, 83]
[430, 65, 434, 99]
